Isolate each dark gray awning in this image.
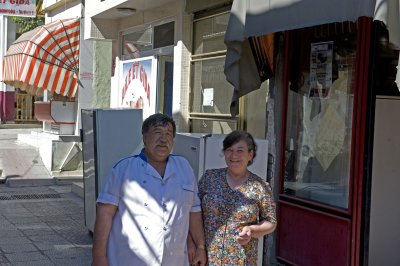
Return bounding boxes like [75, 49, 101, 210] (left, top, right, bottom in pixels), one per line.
[224, 0, 400, 116]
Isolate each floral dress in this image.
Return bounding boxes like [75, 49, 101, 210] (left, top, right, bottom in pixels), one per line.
[198, 168, 277, 266]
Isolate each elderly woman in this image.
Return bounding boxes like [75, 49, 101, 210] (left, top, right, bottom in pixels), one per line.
[194, 130, 277, 266]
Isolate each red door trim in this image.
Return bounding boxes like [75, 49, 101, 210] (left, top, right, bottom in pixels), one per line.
[275, 31, 292, 258]
[350, 16, 372, 266]
[276, 18, 373, 265]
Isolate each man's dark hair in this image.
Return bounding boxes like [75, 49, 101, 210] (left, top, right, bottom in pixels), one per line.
[142, 113, 176, 137]
[223, 130, 257, 165]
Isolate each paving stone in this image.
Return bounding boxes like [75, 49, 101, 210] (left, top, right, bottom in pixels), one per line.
[0, 222, 17, 230]
[51, 256, 92, 266]
[0, 236, 32, 245]
[21, 228, 55, 237]
[43, 246, 91, 259]
[34, 242, 71, 252]
[5, 251, 48, 262]
[9, 217, 43, 225]
[12, 260, 55, 266]
[0, 243, 38, 253]
[0, 230, 24, 238]
[29, 233, 69, 243]
[0, 254, 9, 263]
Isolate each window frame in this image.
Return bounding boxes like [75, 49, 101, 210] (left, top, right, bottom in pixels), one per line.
[189, 8, 238, 133]
[120, 18, 175, 60]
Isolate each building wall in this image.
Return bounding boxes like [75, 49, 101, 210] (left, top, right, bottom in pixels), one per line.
[92, 41, 112, 108]
[84, 0, 128, 19]
[0, 16, 17, 122]
[44, 0, 81, 21]
[85, 0, 190, 131]
[172, 2, 191, 131]
[84, 0, 266, 135]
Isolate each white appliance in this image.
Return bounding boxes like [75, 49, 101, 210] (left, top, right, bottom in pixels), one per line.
[369, 97, 400, 265]
[173, 133, 269, 266]
[81, 108, 143, 232]
[173, 133, 269, 180]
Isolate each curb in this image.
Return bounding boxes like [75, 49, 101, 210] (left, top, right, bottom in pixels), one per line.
[0, 123, 41, 129]
[4, 178, 56, 187]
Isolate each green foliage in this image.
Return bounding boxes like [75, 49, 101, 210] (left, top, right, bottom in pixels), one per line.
[11, 16, 45, 33]
[10, 0, 44, 34]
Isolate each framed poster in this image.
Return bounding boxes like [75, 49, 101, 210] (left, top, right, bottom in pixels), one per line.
[119, 56, 158, 119]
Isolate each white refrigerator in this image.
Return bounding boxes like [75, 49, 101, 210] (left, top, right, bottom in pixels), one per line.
[368, 97, 400, 265]
[172, 133, 269, 266]
[81, 108, 143, 232]
[173, 133, 268, 180]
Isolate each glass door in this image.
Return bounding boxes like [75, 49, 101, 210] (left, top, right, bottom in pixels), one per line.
[282, 24, 357, 210]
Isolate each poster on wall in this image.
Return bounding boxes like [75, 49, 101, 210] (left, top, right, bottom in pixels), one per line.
[119, 56, 157, 119]
[309, 41, 333, 99]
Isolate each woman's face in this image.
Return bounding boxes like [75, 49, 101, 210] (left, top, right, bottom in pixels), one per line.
[224, 139, 254, 174]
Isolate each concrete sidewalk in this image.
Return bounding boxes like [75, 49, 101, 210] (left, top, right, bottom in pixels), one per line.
[0, 184, 92, 265]
[0, 127, 51, 184]
[0, 126, 92, 265]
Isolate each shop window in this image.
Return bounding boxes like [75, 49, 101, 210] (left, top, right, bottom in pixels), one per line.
[283, 23, 357, 209]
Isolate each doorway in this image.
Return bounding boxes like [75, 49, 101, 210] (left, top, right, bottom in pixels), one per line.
[158, 55, 174, 116]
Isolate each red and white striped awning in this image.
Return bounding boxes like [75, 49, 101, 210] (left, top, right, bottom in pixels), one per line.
[1, 18, 80, 98]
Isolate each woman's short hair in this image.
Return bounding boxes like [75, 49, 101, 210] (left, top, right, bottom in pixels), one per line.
[223, 130, 257, 165]
[142, 113, 176, 137]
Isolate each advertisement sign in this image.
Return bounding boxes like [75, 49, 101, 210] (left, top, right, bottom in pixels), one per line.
[119, 56, 157, 119]
[309, 41, 333, 99]
[0, 0, 36, 17]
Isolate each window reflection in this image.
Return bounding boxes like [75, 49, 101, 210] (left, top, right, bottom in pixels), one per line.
[283, 25, 356, 209]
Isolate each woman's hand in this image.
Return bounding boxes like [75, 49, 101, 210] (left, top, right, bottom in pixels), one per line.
[236, 226, 252, 245]
[187, 234, 196, 262]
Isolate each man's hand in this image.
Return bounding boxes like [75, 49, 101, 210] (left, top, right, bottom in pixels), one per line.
[236, 226, 252, 245]
[191, 246, 207, 266]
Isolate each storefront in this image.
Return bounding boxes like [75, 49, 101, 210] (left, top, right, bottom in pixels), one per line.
[84, 0, 268, 137]
[224, 0, 400, 265]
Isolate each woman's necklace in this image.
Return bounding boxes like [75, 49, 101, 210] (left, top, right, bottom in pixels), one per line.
[226, 170, 249, 190]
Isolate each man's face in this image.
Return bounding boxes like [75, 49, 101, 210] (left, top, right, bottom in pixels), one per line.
[143, 123, 174, 163]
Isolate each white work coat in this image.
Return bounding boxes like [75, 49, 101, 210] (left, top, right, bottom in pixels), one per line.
[97, 151, 201, 266]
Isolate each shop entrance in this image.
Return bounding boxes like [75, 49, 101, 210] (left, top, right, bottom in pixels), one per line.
[15, 90, 36, 122]
[276, 19, 372, 265]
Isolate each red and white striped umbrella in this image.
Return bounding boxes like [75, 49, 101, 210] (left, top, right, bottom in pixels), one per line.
[1, 18, 80, 98]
